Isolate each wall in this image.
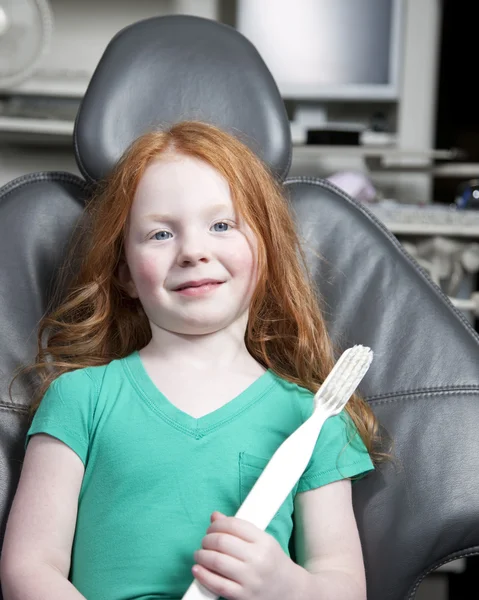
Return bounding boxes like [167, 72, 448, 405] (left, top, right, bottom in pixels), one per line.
[1, 0, 442, 206]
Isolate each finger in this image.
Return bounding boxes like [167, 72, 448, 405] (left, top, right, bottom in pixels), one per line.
[192, 563, 243, 599]
[210, 511, 227, 522]
[207, 516, 261, 543]
[201, 532, 250, 562]
[194, 548, 246, 582]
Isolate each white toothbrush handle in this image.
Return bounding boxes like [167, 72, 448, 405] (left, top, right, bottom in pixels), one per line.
[182, 581, 218, 600]
[234, 410, 328, 529]
[182, 411, 328, 600]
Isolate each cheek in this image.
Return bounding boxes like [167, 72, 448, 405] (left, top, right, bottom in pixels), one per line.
[132, 254, 165, 291]
[229, 238, 258, 286]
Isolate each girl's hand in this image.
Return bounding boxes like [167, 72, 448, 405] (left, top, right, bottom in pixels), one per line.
[192, 511, 304, 600]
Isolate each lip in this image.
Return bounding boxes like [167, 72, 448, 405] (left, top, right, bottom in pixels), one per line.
[173, 280, 224, 297]
[172, 278, 224, 291]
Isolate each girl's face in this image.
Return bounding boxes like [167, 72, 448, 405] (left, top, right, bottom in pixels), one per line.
[121, 153, 258, 335]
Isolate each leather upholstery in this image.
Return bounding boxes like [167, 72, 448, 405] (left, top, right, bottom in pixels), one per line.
[0, 173, 88, 547]
[74, 15, 292, 183]
[1, 14, 478, 600]
[286, 178, 479, 599]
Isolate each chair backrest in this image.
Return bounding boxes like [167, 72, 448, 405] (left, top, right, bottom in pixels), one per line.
[285, 177, 479, 599]
[0, 173, 88, 545]
[1, 15, 479, 600]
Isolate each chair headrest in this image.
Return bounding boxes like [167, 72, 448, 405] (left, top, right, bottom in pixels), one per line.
[74, 15, 292, 183]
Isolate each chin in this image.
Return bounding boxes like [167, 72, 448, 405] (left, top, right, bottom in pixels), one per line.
[151, 314, 227, 335]
[176, 322, 230, 335]
[149, 307, 249, 335]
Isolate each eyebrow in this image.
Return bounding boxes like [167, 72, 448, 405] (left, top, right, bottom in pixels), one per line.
[144, 203, 234, 222]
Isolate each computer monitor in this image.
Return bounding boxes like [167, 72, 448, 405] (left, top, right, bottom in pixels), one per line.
[236, 0, 404, 101]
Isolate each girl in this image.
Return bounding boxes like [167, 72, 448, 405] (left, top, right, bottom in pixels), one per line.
[1, 121, 383, 600]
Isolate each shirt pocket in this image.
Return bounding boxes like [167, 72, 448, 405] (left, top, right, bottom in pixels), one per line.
[238, 452, 296, 528]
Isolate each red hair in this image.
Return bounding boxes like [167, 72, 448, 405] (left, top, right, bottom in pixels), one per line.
[23, 121, 385, 462]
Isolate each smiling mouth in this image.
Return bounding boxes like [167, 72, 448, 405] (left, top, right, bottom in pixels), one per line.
[174, 281, 224, 294]
[174, 281, 223, 291]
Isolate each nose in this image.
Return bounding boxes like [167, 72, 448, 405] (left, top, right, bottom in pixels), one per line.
[176, 229, 211, 267]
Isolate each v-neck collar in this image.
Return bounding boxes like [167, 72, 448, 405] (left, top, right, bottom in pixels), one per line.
[122, 351, 278, 438]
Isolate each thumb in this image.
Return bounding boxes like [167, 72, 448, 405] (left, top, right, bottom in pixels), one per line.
[210, 511, 227, 522]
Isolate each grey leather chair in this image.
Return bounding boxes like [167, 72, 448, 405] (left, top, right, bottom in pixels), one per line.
[1, 15, 479, 600]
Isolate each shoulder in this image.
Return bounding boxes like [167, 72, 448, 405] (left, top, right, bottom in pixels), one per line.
[36, 360, 124, 420]
[50, 357, 125, 397]
[28, 358, 128, 452]
[269, 371, 316, 420]
[270, 372, 358, 433]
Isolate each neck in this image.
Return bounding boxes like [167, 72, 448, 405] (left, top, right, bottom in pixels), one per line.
[140, 312, 256, 372]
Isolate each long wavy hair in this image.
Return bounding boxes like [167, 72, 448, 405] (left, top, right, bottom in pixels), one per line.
[23, 121, 385, 462]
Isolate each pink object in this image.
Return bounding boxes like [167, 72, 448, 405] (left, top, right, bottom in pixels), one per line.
[327, 171, 377, 203]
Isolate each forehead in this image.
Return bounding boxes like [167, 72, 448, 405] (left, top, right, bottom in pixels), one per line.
[131, 154, 232, 217]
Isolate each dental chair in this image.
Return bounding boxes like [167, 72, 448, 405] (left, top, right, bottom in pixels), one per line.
[1, 15, 479, 600]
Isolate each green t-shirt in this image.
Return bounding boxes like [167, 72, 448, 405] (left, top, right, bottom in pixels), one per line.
[25, 351, 374, 600]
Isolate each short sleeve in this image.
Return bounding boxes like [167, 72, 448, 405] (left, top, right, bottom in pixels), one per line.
[25, 369, 97, 466]
[297, 409, 374, 493]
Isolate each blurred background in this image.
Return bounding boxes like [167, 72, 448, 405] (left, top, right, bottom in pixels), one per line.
[0, 1, 478, 596]
[0, 0, 475, 199]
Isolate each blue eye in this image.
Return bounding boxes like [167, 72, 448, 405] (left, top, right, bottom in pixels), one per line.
[212, 222, 230, 232]
[153, 231, 172, 241]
